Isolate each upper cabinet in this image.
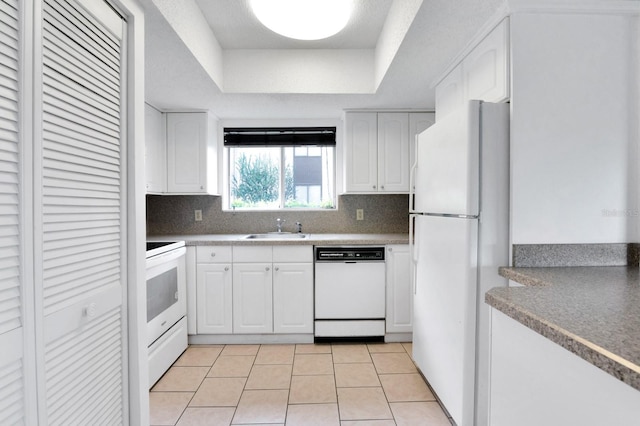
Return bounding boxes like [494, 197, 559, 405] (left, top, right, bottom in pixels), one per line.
[435, 18, 510, 119]
[145, 104, 167, 193]
[145, 109, 219, 195]
[167, 112, 218, 194]
[344, 111, 433, 194]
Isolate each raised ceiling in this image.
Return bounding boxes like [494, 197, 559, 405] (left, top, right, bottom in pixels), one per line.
[142, 0, 505, 119]
[195, 0, 393, 49]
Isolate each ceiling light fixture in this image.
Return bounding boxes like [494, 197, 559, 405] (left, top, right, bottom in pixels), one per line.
[250, 0, 353, 41]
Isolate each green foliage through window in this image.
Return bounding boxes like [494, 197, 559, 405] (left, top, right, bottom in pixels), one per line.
[227, 146, 335, 210]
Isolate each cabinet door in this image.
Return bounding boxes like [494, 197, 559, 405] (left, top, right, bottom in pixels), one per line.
[409, 112, 435, 190]
[166, 112, 209, 193]
[197, 264, 233, 334]
[386, 245, 413, 333]
[233, 263, 273, 334]
[435, 64, 464, 120]
[273, 263, 313, 334]
[377, 113, 410, 193]
[463, 18, 509, 103]
[344, 112, 378, 192]
[144, 103, 166, 193]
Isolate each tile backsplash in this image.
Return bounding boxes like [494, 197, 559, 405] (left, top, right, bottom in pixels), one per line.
[146, 194, 410, 236]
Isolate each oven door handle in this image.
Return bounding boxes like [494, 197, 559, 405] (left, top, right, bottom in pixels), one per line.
[146, 246, 187, 269]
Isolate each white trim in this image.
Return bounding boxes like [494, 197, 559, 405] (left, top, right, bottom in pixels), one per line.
[18, 0, 38, 424]
[508, 0, 640, 15]
[103, 0, 147, 424]
[188, 333, 314, 345]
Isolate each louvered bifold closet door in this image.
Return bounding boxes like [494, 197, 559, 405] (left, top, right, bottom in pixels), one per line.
[39, 0, 126, 424]
[0, 0, 25, 424]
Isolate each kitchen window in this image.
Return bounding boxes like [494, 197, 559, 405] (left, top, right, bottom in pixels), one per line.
[224, 127, 336, 210]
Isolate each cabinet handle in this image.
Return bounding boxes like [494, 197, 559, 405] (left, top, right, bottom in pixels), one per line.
[224, 266, 229, 271]
[83, 302, 97, 318]
[265, 267, 270, 271]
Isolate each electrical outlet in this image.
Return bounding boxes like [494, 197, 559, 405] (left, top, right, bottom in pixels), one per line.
[356, 209, 364, 221]
[194, 210, 202, 221]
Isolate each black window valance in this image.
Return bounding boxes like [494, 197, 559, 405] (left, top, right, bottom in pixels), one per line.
[224, 127, 336, 147]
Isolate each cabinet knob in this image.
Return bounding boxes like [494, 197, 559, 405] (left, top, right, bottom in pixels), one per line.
[200, 185, 204, 190]
[381, 185, 385, 190]
[224, 266, 229, 271]
[373, 185, 377, 189]
[388, 247, 393, 252]
[210, 252, 216, 257]
[265, 267, 270, 272]
[275, 267, 279, 271]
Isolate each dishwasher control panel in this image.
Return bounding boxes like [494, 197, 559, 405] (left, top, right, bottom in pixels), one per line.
[315, 246, 385, 262]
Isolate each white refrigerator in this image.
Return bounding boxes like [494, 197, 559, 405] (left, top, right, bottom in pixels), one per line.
[410, 100, 509, 426]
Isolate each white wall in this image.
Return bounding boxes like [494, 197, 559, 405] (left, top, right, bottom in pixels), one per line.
[510, 12, 639, 244]
[223, 49, 374, 93]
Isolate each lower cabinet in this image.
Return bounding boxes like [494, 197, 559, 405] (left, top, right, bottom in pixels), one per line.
[196, 263, 232, 334]
[232, 263, 273, 334]
[490, 308, 640, 426]
[273, 263, 314, 333]
[194, 244, 313, 336]
[386, 244, 412, 334]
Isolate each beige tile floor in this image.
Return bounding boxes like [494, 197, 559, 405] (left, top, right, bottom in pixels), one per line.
[150, 342, 452, 426]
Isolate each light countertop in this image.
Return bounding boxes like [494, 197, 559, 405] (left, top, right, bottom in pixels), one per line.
[488, 266, 640, 391]
[147, 233, 410, 246]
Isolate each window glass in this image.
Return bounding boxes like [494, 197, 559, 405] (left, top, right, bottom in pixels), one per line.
[227, 145, 335, 209]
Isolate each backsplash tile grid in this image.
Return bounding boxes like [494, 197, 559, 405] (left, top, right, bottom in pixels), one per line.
[146, 194, 409, 235]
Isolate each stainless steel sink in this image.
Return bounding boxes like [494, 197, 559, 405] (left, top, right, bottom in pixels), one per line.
[244, 233, 309, 240]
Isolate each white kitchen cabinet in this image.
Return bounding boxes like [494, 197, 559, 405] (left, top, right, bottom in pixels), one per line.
[462, 18, 509, 104]
[193, 245, 313, 337]
[145, 103, 167, 193]
[233, 263, 273, 334]
[232, 246, 273, 334]
[435, 18, 509, 119]
[385, 245, 412, 334]
[196, 246, 233, 334]
[435, 64, 464, 120]
[344, 112, 421, 193]
[344, 112, 378, 192]
[490, 308, 640, 426]
[409, 112, 436, 185]
[377, 113, 410, 192]
[166, 112, 219, 194]
[273, 246, 313, 334]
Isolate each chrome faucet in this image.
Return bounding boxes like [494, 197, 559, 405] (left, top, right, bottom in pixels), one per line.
[276, 218, 285, 233]
[295, 221, 302, 233]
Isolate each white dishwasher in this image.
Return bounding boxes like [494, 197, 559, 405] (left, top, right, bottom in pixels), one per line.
[314, 246, 386, 341]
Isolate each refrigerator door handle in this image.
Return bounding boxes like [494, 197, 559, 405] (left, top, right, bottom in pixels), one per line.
[409, 137, 418, 212]
[409, 214, 419, 294]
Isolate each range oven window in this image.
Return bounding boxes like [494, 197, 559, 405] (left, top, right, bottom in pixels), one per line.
[147, 267, 178, 322]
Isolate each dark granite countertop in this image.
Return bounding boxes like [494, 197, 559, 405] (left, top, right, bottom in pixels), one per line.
[147, 233, 409, 246]
[488, 267, 640, 391]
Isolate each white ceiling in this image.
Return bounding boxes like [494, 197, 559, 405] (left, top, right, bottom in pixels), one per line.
[142, 0, 505, 120]
[195, 0, 393, 49]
